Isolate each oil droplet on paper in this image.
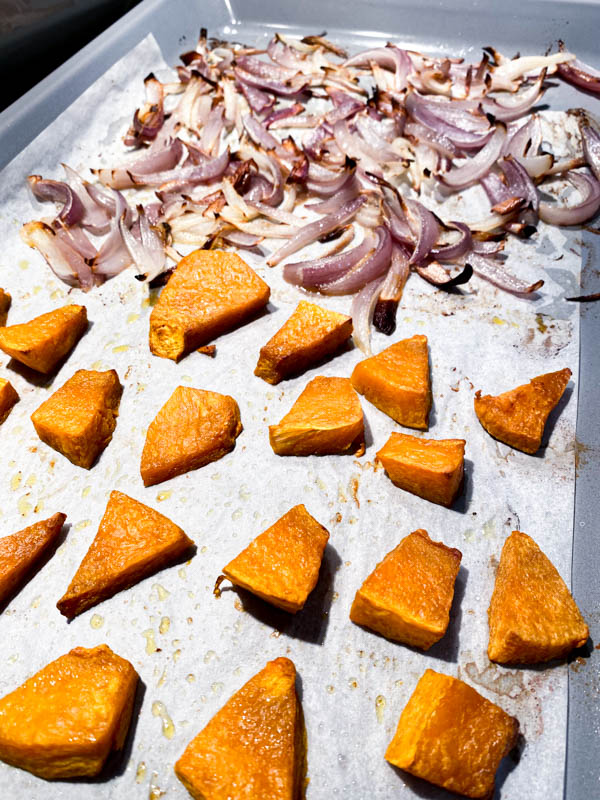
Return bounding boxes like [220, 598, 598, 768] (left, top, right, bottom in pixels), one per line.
[10, 473, 22, 491]
[152, 701, 175, 739]
[112, 344, 130, 354]
[157, 668, 167, 688]
[173, 649, 182, 663]
[127, 312, 140, 324]
[75, 520, 91, 531]
[231, 508, 242, 521]
[18, 259, 28, 270]
[156, 490, 171, 502]
[30, 596, 41, 609]
[18, 496, 32, 517]
[186, 673, 195, 683]
[211, 682, 224, 695]
[326, 685, 335, 694]
[90, 614, 104, 630]
[25, 474, 36, 488]
[143, 629, 158, 654]
[375, 695, 386, 723]
[348, 678, 358, 689]
[178, 567, 186, 580]
[492, 316, 506, 325]
[483, 519, 496, 539]
[204, 650, 216, 664]
[81, 486, 91, 498]
[149, 771, 165, 799]
[159, 616, 170, 635]
[152, 584, 170, 601]
[135, 761, 147, 783]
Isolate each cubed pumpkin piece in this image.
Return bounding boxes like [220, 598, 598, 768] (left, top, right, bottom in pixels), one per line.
[350, 530, 461, 649]
[0, 513, 66, 607]
[57, 490, 193, 618]
[219, 504, 329, 613]
[149, 249, 270, 361]
[0, 289, 11, 326]
[175, 657, 305, 800]
[255, 301, 352, 385]
[140, 386, 242, 486]
[0, 304, 87, 373]
[31, 369, 123, 469]
[385, 669, 519, 799]
[474, 368, 571, 454]
[377, 432, 465, 507]
[0, 644, 138, 780]
[488, 530, 588, 664]
[269, 376, 364, 456]
[0, 379, 19, 424]
[351, 334, 431, 430]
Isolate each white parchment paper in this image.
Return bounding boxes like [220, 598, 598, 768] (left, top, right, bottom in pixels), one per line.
[0, 35, 582, 799]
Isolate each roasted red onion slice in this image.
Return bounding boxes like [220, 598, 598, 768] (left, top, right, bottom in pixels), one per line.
[234, 66, 309, 97]
[404, 199, 441, 265]
[499, 156, 539, 212]
[344, 46, 411, 93]
[431, 221, 472, 261]
[557, 55, 600, 97]
[439, 124, 506, 189]
[62, 164, 111, 234]
[373, 242, 410, 335]
[466, 252, 543, 294]
[415, 261, 473, 288]
[126, 74, 165, 146]
[481, 71, 547, 122]
[237, 80, 275, 113]
[120, 206, 166, 281]
[351, 275, 386, 355]
[268, 196, 365, 266]
[54, 222, 97, 260]
[21, 221, 96, 290]
[129, 149, 230, 189]
[580, 124, 600, 182]
[539, 170, 600, 226]
[283, 231, 375, 287]
[318, 226, 392, 294]
[93, 138, 185, 189]
[93, 190, 133, 277]
[27, 176, 84, 226]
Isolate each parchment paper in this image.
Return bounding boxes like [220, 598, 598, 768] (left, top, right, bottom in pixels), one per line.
[0, 35, 582, 799]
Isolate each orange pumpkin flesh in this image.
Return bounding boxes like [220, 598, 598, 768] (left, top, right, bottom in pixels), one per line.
[0, 644, 138, 780]
[0, 513, 66, 607]
[221, 504, 329, 613]
[350, 529, 461, 649]
[474, 367, 571, 454]
[385, 669, 519, 799]
[0, 378, 19, 424]
[0, 289, 11, 326]
[255, 300, 352, 385]
[0, 304, 87, 373]
[269, 376, 364, 456]
[140, 386, 242, 486]
[150, 249, 270, 361]
[175, 657, 305, 800]
[31, 369, 123, 469]
[488, 530, 588, 664]
[57, 490, 193, 618]
[351, 334, 431, 429]
[377, 432, 465, 507]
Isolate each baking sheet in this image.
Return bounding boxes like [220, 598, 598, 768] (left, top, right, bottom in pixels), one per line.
[0, 28, 587, 800]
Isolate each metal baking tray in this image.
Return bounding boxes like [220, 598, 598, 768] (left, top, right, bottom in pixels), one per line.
[0, 1, 598, 798]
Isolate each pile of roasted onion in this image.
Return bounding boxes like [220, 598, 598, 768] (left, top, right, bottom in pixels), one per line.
[22, 31, 600, 350]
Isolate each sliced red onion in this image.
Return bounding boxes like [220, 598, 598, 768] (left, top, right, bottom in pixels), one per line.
[222, 230, 264, 248]
[305, 175, 360, 213]
[62, 164, 111, 234]
[235, 55, 297, 81]
[200, 106, 224, 155]
[269, 195, 365, 266]
[21, 221, 96, 290]
[284, 231, 376, 287]
[373, 242, 411, 335]
[93, 138, 185, 189]
[404, 199, 441, 265]
[557, 56, 600, 97]
[86, 183, 133, 226]
[438, 124, 506, 189]
[471, 238, 506, 255]
[127, 74, 165, 145]
[351, 275, 386, 355]
[237, 79, 275, 113]
[318, 226, 392, 295]
[267, 36, 307, 70]
[409, 95, 489, 132]
[54, 222, 97, 260]
[499, 156, 539, 211]
[406, 93, 493, 150]
[120, 206, 166, 281]
[128, 149, 230, 189]
[27, 176, 84, 226]
[234, 66, 308, 97]
[581, 124, 600, 182]
[466, 252, 543, 294]
[539, 170, 600, 226]
[415, 261, 473, 288]
[305, 163, 356, 197]
[490, 52, 574, 91]
[482, 70, 547, 122]
[431, 221, 472, 261]
[93, 190, 133, 277]
[264, 103, 304, 128]
[404, 121, 457, 159]
[344, 46, 411, 93]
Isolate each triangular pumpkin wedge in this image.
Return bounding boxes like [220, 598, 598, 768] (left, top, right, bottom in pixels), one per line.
[269, 376, 364, 456]
[474, 367, 571, 454]
[351, 334, 431, 430]
[218, 504, 329, 612]
[150, 249, 270, 361]
[255, 301, 352, 385]
[0, 304, 87, 373]
[0, 644, 138, 779]
[0, 513, 66, 607]
[488, 531, 588, 664]
[140, 386, 243, 486]
[0, 378, 19, 424]
[57, 491, 193, 618]
[175, 657, 305, 800]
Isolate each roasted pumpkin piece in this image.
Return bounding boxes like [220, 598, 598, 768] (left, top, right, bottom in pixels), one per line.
[218, 504, 329, 613]
[149, 249, 270, 361]
[140, 386, 242, 486]
[377, 432, 465, 507]
[0, 304, 87, 373]
[57, 490, 193, 618]
[474, 367, 571, 454]
[351, 334, 431, 430]
[488, 530, 588, 664]
[269, 376, 364, 456]
[0, 378, 19, 424]
[255, 301, 352, 385]
[0, 289, 11, 326]
[31, 369, 123, 469]
[350, 529, 461, 649]
[0, 644, 138, 780]
[175, 657, 305, 800]
[0, 513, 66, 607]
[385, 669, 519, 799]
